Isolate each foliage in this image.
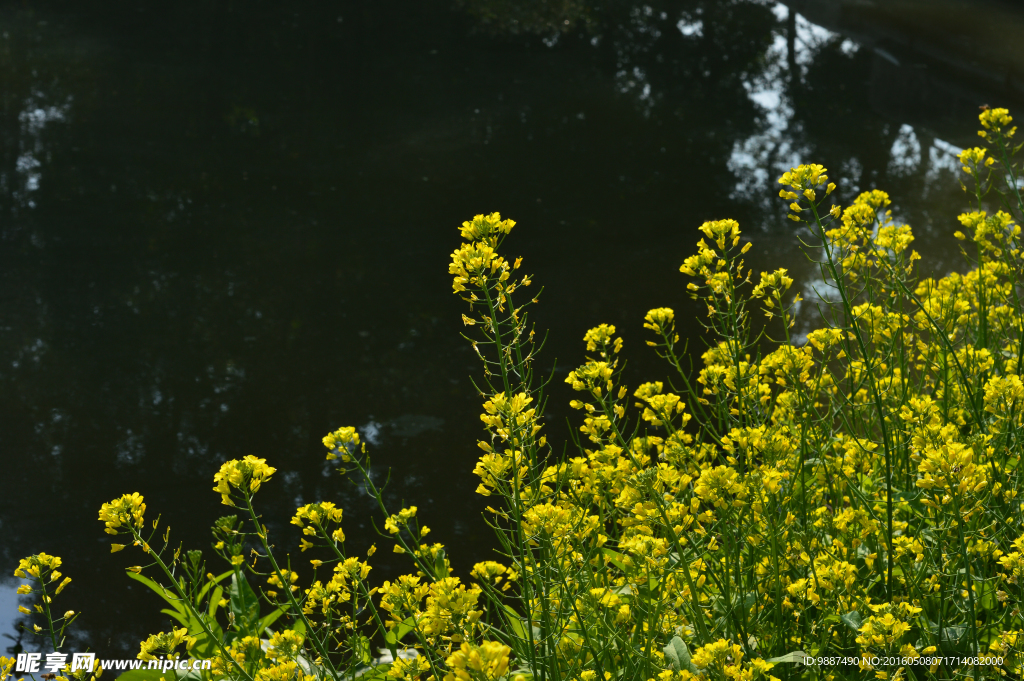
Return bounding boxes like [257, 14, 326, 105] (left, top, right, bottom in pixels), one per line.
[8, 108, 1024, 681]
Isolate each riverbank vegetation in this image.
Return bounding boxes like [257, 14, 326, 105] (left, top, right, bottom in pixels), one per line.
[7, 109, 1024, 681]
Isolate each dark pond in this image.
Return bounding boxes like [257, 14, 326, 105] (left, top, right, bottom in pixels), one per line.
[3, 0, 1024, 659]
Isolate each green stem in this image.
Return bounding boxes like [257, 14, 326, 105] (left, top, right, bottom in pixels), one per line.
[130, 528, 255, 681]
[478, 277, 544, 680]
[242, 495, 341, 681]
[37, 577, 59, 652]
[315, 520, 398, 665]
[952, 493, 980, 681]
[810, 202, 895, 602]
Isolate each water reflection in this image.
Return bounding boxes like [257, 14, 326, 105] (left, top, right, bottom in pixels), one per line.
[0, 0, 1022, 658]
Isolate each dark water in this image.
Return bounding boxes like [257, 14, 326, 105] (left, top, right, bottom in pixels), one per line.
[3, 0, 1024, 658]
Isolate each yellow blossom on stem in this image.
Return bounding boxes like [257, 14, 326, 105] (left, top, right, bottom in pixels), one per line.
[212, 456, 277, 505]
[98, 494, 146, 537]
[323, 426, 360, 461]
[443, 641, 511, 681]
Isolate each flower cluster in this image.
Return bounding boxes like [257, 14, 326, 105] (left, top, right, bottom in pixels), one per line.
[212, 456, 277, 506]
[138, 627, 195, 660]
[323, 426, 360, 461]
[98, 493, 146, 537]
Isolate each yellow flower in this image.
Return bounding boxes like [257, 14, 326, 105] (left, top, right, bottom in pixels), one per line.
[387, 656, 431, 680]
[643, 307, 675, 335]
[449, 241, 509, 294]
[778, 164, 828, 194]
[98, 494, 147, 536]
[470, 561, 509, 584]
[583, 324, 622, 353]
[956, 210, 1018, 258]
[698, 218, 741, 251]
[692, 638, 744, 671]
[0, 656, 14, 681]
[916, 435, 987, 499]
[138, 628, 195, 661]
[323, 426, 360, 461]
[679, 239, 719, 277]
[256, 661, 314, 681]
[266, 629, 305, 661]
[291, 502, 344, 535]
[443, 641, 511, 681]
[856, 603, 921, 656]
[751, 268, 793, 300]
[210, 636, 263, 678]
[458, 212, 515, 244]
[384, 506, 418, 534]
[958, 146, 994, 175]
[695, 466, 748, 509]
[267, 570, 300, 593]
[873, 224, 915, 256]
[212, 456, 277, 505]
[979, 107, 1015, 141]
[14, 553, 64, 581]
[985, 374, 1024, 416]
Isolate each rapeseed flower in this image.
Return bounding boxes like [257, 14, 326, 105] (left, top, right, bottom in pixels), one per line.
[323, 425, 360, 461]
[256, 661, 315, 681]
[979, 107, 1015, 142]
[443, 641, 511, 681]
[643, 307, 675, 335]
[291, 501, 344, 536]
[137, 627, 194, 660]
[266, 629, 305, 661]
[458, 212, 515, 244]
[384, 506, 418, 534]
[958, 146, 994, 175]
[212, 455, 276, 505]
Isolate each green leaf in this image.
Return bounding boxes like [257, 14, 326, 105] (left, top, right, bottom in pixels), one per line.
[189, 631, 219, 659]
[354, 665, 391, 680]
[355, 635, 374, 666]
[229, 572, 261, 636]
[841, 611, 862, 632]
[431, 547, 451, 580]
[506, 670, 534, 681]
[603, 548, 629, 572]
[208, 586, 224, 618]
[126, 571, 187, 616]
[501, 605, 528, 641]
[197, 570, 233, 603]
[768, 651, 807, 664]
[979, 580, 997, 611]
[160, 608, 189, 627]
[258, 605, 289, 635]
[663, 636, 697, 674]
[384, 616, 418, 646]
